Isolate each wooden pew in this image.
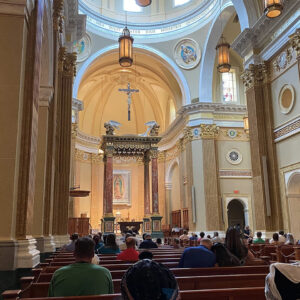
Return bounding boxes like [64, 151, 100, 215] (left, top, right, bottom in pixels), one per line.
[13, 287, 266, 300]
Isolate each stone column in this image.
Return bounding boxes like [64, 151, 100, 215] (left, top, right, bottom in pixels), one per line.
[151, 148, 159, 214]
[200, 124, 224, 231]
[102, 147, 115, 234]
[32, 86, 55, 254]
[52, 49, 77, 247]
[289, 29, 300, 79]
[143, 151, 151, 232]
[241, 63, 283, 232]
[164, 183, 172, 226]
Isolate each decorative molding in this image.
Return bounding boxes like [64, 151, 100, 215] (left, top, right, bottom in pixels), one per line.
[219, 169, 252, 179]
[53, 0, 64, 33]
[274, 116, 300, 142]
[226, 149, 243, 165]
[289, 28, 300, 57]
[72, 98, 83, 111]
[0, 0, 34, 17]
[217, 128, 249, 142]
[75, 148, 91, 162]
[241, 63, 268, 90]
[76, 129, 101, 145]
[200, 124, 219, 139]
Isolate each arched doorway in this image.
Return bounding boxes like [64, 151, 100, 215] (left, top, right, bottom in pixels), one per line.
[227, 199, 245, 229]
[287, 172, 300, 240]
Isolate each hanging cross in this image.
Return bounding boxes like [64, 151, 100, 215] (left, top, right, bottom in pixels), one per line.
[118, 83, 139, 121]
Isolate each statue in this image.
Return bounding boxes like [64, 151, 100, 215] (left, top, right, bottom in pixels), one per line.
[104, 120, 121, 135]
[139, 121, 160, 137]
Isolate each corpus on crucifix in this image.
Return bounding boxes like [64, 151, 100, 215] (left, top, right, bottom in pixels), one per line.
[118, 83, 139, 121]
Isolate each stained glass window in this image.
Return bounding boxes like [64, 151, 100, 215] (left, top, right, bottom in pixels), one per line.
[124, 0, 142, 12]
[221, 70, 237, 103]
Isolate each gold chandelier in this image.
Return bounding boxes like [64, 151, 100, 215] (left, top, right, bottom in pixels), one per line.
[119, 26, 134, 67]
[135, 0, 152, 7]
[216, 34, 231, 73]
[264, 0, 283, 18]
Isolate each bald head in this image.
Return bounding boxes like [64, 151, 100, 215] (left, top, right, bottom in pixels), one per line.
[200, 238, 213, 249]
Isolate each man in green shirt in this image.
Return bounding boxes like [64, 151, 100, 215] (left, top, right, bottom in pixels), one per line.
[48, 237, 113, 297]
[253, 231, 265, 244]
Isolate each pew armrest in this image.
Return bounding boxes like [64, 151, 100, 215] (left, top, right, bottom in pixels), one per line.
[20, 276, 35, 289]
[2, 289, 22, 300]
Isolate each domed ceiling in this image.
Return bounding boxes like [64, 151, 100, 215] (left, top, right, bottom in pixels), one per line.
[79, 0, 218, 41]
[77, 49, 182, 137]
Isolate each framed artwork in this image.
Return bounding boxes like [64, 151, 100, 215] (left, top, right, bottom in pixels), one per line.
[113, 170, 131, 206]
[153, 220, 161, 232]
[105, 221, 114, 233]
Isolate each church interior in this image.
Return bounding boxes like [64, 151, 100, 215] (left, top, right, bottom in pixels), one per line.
[0, 0, 300, 296]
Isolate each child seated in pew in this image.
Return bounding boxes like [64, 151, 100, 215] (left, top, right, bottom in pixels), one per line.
[121, 259, 179, 300]
[48, 237, 113, 297]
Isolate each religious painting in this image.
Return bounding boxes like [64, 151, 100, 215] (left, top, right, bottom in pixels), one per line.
[105, 221, 114, 233]
[174, 38, 201, 70]
[153, 220, 161, 232]
[113, 170, 131, 206]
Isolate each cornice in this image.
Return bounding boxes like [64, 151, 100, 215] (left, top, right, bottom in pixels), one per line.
[72, 98, 84, 111]
[274, 116, 300, 143]
[0, 0, 34, 17]
[76, 129, 101, 146]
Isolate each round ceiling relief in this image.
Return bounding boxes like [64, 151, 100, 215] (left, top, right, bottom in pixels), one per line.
[226, 149, 242, 165]
[279, 84, 295, 114]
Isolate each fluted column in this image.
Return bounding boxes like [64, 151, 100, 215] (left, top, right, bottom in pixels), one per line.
[151, 148, 159, 214]
[144, 151, 151, 216]
[241, 63, 283, 232]
[200, 124, 223, 231]
[52, 48, 76, 246]
[289, 28, 300, 79]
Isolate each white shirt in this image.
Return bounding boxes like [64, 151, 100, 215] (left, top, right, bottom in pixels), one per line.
[279, 235, 286, 243]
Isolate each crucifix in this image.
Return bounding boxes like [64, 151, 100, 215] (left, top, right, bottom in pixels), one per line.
[118, 83, 139, 121]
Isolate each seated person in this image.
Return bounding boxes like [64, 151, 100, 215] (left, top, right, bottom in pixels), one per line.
[243, 225, 252, 240]
[117, 237, 139, 262]
[61, 233, 78, 252]
[139, 234, 158, 249]
[119, 233, 133, 251]
[270, 233, 280, 245]
[178, 238, 216, 268]
[198, 231, 205, 242]
[139, 251, 153, 260]
[156, 238, 163, 247]
[48, 237, 113, 297]
[285, 233, 295, 245]
[265, 262, 300, 300]
[189, 233, 198, 241]
[93, 234, 104, 253]
[279, 230, 286, 243]
[173, 238, 180, 249]
[212, 231, 222, 243]
[121, 259, 179, 300]
[211, 243, 240, 267]
[253, 231, 265, 244]
[179, 230, 189, 241]
[98, 234, 120, 254]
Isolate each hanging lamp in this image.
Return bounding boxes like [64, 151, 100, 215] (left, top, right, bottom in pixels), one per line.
[264, 0, 283, 19]
[216, 34, 231, 73]
[135, 0, 152, 7]
[119, 26, 134, 67]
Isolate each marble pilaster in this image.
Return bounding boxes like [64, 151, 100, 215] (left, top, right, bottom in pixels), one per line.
[151, 149, 159, 214]
[144, 151, 151, 216]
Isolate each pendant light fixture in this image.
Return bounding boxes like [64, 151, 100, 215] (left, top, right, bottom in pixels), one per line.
[135, 0, 152, 7]
[216, 1, 231, 73]
[119, 12, 134, 67]
[216, 34, 231, 73]
[264, 0, 283, 19]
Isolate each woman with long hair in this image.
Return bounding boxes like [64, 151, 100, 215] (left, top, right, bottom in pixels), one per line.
[98, 233, 120, 254]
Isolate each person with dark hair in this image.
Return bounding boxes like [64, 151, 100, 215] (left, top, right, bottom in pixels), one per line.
[211, 243, 241, 267]
[225, 227, 249, 264]
[189, 233, 198, 241]
[139, 251, 153, 260]
[270, 233, 280, 245]
[48, 237, 113, 297]
[139, 234, 158, 249]
[279, 230, 286, 243]
[61, 233, 79, 252]
[173, 238, 180, 249]
[179, 230, 189, 241]
[117, 237, 139, 262]
[121, 259, 179, 300]
[285, 233, 295, 245]
[253, 232, 265, 244]
[93, 234, 103, 253]
[98, 234, 120, 254]
[212, 231, 222, 243]
[156, 238, 163, 247]
[198, 231, 205, 242]
[178, 238, 216, 268]
[120, 233, 133, 251]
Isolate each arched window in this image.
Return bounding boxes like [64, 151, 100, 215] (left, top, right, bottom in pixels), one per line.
[174, 0, 191, 6]
[221, 69, 238, 103]
[124, 0, 142, 12]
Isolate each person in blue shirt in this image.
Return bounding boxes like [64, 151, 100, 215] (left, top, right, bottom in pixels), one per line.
[178, 238, 216, 268]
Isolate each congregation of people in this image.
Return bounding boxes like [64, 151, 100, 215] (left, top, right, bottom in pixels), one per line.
[41, 225, 300, 300]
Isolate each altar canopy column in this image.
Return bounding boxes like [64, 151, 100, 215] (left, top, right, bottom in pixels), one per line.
[289, 29, 300, 79]
[52, 48, 77, 247]
[241, 63, 283, 233]
[150, 148, 163, 238]
[143, 151, 151, 233]
[102, 147, 115, 234]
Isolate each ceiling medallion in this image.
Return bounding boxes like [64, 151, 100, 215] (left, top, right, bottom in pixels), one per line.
[226, 149, 242, 165]
[73, 33, 92, 63]
[174, 38, 201, 70]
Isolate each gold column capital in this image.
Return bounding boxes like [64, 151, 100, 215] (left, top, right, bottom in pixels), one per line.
[71, 123, 77, 138]
[53, 0, 64, 33]
[200, 124, 219, 139]
[289, 28, 300, 57]
[241, 63, 269, 90]
[150, 148, 158, 159]
[63, 52, 77, 77]
[183, 127, 193, 145]
[58, 47, 66, 72]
